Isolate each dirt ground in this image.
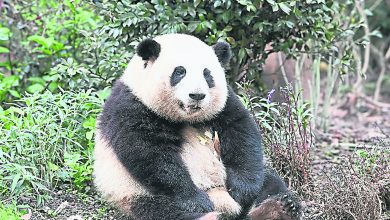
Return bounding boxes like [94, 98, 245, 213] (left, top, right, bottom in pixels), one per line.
[302, 94, 390, 220]
[313, 94, 390, 165]
[20, 189, 123, 220]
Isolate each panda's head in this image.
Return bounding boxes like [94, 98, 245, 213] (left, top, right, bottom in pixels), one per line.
[121, 34, 231, 123]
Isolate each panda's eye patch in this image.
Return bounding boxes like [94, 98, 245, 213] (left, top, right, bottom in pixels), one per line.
[203, 68, 215, 88]
[170, 66, 187, 86]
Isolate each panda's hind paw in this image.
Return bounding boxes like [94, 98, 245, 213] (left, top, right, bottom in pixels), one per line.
[249, 193, 302, 220]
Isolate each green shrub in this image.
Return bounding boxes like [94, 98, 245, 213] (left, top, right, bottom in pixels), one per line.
[3, 1, 364, 97]
[0, 89, 109, 204]
[89, 0, 359, 88]
[42, 1, 364, 94]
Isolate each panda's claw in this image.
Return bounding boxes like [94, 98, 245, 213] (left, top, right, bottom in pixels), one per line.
[277, 192, 302, 219]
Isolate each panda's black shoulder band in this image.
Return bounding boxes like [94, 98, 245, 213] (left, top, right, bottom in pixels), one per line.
[137, 39, 161, 62]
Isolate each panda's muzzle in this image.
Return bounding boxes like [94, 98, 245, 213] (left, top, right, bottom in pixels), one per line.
[188, 104, 201, 111]
[177, 92, 207, 114]
[179, 101, 202, 113]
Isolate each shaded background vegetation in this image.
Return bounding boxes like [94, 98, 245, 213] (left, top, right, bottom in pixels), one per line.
[0, 0, 389, 219]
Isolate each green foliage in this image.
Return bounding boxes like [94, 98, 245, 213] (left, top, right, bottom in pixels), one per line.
[0, 74, 20, 101]
[367, 0, 390, 40]
[63, 151, 93, 191]
[354, 145, 390, 179]
[0, 26, 11, 70]
[0, 0, 100, 101]
[0, 203, 24, 220]
[238, 81, 280, 131]
[0, 89, 106, 203]
[1, 0, 367, 97]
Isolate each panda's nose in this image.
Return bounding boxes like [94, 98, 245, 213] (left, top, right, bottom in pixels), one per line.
[189, 93, 206, 101]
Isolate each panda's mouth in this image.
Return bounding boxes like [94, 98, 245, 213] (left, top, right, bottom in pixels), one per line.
[179, 101, 202, 113]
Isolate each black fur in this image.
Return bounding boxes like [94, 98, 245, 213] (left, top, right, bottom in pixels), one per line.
[137, 39, 161, 61]
[203, 68, 215, 88]
[170, 66, 187, 87]
[98, 81, 300, 219]
[129, 195, 208, 220]
[210, 87, 264, 217]
[253, 169, 301, 220]
[212, 42, 232, 66]
[255, 168, 288, 203]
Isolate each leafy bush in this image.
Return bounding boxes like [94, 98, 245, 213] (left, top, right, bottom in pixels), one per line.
[0, 26, 11, 70]
[44, 0, 358, 93]
[2, 1, 364, 98]
[96, 0, 352, 73]
[0, 89, 108, 204]
[0, 0, 99, 100]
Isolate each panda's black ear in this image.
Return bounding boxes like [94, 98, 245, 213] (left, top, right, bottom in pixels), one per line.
[212, 42, 232, 66]
[137, 39, 161, 61]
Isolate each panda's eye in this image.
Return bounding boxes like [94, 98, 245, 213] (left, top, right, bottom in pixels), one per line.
[173, 66, 186, 77]
[170, 66, 187, 86]
[203, 68, 211, 78]
[203, 68, 215, 88]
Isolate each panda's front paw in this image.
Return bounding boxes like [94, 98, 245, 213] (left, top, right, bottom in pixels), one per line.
[207, 188, 241, 216]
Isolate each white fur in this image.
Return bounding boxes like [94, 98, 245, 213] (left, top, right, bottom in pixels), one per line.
[93, 131, 149, 208]
[121, 34, 228, 123]
[180, 126, 227, 189]
[180, 126, 242, 215]
[207, 188, 242, 215]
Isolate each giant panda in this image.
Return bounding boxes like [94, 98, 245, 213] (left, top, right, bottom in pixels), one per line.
[93, 34, 301, 220]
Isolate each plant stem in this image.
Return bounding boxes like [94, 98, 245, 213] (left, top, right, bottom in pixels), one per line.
[321, 56, 337, 132]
